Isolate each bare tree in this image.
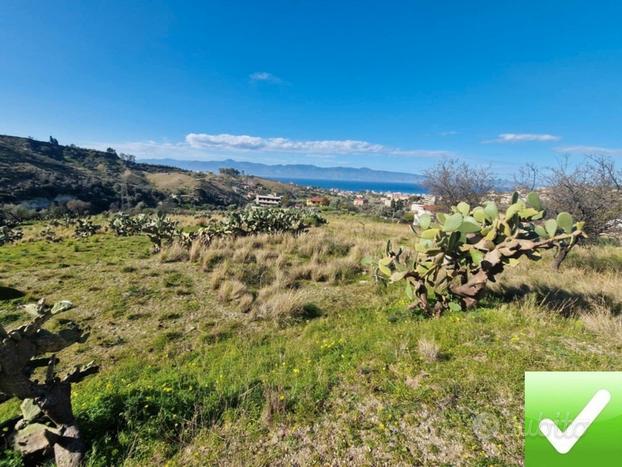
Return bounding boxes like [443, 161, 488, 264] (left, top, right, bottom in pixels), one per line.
[545, 155, 622, 238]
[514, 163, 539, 192]
[424, 159, 495, 208]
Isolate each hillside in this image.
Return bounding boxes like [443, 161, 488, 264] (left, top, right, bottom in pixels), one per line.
[139, 158, 427, 183]
[0, 135, 282, 211]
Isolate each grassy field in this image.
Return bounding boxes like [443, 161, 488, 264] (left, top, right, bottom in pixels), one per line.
[1, 214, 622, 465]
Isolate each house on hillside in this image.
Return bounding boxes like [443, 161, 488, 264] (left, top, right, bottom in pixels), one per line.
[410, 203, 440, 216]
[353, 196, 368, 207]
[255, 194, 282, 206]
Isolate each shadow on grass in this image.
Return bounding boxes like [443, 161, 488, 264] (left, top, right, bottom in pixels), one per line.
[487, 283, 622, 317]
[301, 303, 323, 320]
[565, 253, 622, 274]
[0, 286, 25, 301]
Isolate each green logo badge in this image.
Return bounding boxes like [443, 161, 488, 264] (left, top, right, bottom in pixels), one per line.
[525, 372, 622, 466]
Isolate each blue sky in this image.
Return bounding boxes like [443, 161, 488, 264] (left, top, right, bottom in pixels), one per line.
[2, 0, 622, 175]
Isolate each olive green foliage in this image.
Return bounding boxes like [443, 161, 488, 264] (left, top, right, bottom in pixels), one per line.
[73, 218, 101, 238]
[108, 209, 323, 253]
[195, 208, 327, 245]
[377, 192, 586, 315]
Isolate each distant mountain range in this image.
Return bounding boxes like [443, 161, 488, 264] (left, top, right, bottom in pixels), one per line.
[138, 158, 426, 183]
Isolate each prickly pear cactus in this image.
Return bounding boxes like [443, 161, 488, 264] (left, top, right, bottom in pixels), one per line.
[73, 218, 101, 238]
[0, 217, 22, 246]
[109, 212, 180, 251]
[139, 213, 179, 251]
[195, 208, 326, 245]
[377, 192, 586, 316]
[108, 212, 142, 236]
[0, 299, 98, 466]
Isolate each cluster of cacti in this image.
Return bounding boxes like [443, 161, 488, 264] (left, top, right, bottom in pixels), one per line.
[73, 218, 101, 238]
[107, 209, 325, 252]
[108, 212, 144, 236]
[195, 208, 326, 245]
[138, 213, 179, 251]
[376, 192, 586, 316]
[108, 212, 179, 251]
[0, 299, 98, 466]
[48, 215, 76, 228]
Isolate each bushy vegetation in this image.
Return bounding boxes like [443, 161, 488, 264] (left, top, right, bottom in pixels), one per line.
[376, 192, 585, 315]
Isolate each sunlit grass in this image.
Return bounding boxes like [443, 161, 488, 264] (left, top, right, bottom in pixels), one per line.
[1, 214, 621, 464]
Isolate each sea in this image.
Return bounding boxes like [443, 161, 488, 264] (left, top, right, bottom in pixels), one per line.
[269, 177, 427, 194]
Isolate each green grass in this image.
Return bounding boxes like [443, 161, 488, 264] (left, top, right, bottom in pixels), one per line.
[1, 217, 622, 465]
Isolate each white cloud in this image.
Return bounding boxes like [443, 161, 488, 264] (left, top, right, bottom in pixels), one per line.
[87, 133, 452, 161]
[249, 71, 284, 84]
[185, 132, 450, 157]
[555, 145, 622, 156]
[484, 133, 561, 143]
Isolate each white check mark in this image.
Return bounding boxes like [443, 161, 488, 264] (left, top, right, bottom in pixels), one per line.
[539, 389, 611, 454]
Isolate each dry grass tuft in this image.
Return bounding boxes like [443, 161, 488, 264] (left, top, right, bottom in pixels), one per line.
[232, 245, 256, 263]
[257, 289, 310, 325]
[217, 279, 248, 303]
[202, 249, 230, 272]
[581, 304, 622, 339]
[208, 261, 232, 290]
[417, 338, 440, 363]
[160, 242, 189, 263]
[189, 240, 203, 262]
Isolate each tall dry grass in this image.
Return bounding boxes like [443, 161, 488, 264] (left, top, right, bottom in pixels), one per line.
[162, 216, 410, 321]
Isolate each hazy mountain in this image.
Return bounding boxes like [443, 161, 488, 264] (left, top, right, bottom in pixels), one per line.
[138, 158, 426, 183]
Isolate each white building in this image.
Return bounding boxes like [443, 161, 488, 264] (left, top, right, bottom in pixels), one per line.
[255, 194, 282, 206]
